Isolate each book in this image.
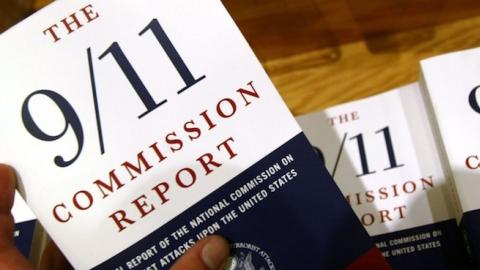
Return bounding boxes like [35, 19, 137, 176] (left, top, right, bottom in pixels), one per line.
[0, 0, 389, 269]
[421, 48, 480, 267]
[12, 192, 36, 258]
[296, 83, 469, 269]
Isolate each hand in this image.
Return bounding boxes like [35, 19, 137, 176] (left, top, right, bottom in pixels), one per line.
[0, 164, 33, 270]
[171, 235, 230, 270]
[0, 164, 230, 270]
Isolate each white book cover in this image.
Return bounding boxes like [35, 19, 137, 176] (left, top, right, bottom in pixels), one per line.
[297, 83, 468, 269]
[421, 48, 480, 266]
[0, 0, 388, 269]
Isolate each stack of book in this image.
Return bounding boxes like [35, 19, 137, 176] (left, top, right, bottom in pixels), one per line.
[298, 49, 480, 269]
[2, 0, 480, 269]
[1, 1, 388, 269]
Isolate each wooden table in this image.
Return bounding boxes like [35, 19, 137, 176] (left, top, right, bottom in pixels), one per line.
[266, 16, 480, 115]
[222, 0, 480, 114]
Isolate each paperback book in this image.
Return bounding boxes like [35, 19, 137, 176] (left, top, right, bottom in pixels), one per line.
[12, 193, 36, 258]
[0, 0, 389, 269]
[297, 83, 468, 269]
[421, 48, 480, 267]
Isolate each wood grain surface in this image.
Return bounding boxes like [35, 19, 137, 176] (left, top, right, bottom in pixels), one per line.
[0, 0, 33, 32]
[268, 16, 480, 115]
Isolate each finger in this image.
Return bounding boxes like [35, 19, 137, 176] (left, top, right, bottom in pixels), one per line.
[0, 165, 15, 216]
[0, 164, 15, 249]
[0, 164, 32, 270]
[38, 241, 73, 270]
[171, 235, 230, 270]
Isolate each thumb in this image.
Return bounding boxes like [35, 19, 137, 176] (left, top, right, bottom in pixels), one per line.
[0, 164, 32, 270]
[171, 235, 230, 270]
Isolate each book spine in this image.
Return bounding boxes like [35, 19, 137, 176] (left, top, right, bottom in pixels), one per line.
[418, 72, 476, 267]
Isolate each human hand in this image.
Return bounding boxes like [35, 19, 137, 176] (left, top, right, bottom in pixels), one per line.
[0, 164, 34, 270]
[171, 235, 230, 270]
[0, 164, 230, 270]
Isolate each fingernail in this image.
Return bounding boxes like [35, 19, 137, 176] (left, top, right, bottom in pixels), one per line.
[202, 236, 230, 270]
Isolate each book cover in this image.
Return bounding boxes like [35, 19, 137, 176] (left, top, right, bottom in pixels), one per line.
[297, 83, 468, 269]
[12, 192, 36, 258]
[0, 0, 388, 269]
[421, 48, 480, 267]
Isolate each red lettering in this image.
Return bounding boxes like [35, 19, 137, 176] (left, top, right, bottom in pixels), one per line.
[53, 203, 73, 223]
[199, 110, 217, 130]
[197, 153, 222, 175]
[132, 195, 155, 218]
[421, 177, 434, 190]
[345, 195, 351, 205]
[80, 4, 100, 22]
[328, 117, 335, 126]
[122, 152, 153, 180]
[73, 190, 94, 210]
[176, 168, 197, 188]
[338, 114, 349, 124]
[365, 190, 375, 203]
[217, 98, 237, 118]
[61, 12, 83, 34]
[379, 187, 388, 200]
[184, 120, 201, 141]
[328, 111, 360, 126]
[165, 132, 183, 153]
[217, 137, 237, 159]
[392, 184, 400, 197]
[149, 142, 168, 163]
[110, 210, 135, 232]
[352, 111, 359, 121]
[395, 205, 407, 219]
[237, 81, 260, 106]
[93, 170, 124, 199]
[43, 24, 61, 42]
[355, 192, 362, 205]
[151, 182, 170, 204]
[42, 4, 100, 43]
[402, 181, 416, 194]
[361, 213, 375, 226]
[380, 210, 392, 223]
